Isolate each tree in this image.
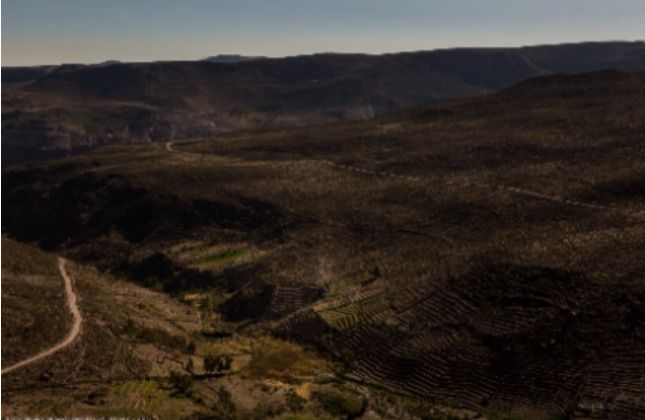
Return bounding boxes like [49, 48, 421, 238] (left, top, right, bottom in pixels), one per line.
[204, 354, 233, 373]
[169, 371, 192, 396]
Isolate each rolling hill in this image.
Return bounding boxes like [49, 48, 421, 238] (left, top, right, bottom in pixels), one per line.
[3, 41, 645, 165]
[3, 69, 645, 419]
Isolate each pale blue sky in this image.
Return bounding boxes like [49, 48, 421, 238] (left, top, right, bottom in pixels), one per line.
[2, 0, 645, 66]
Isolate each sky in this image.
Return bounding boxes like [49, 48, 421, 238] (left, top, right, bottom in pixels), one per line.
[2, 0, 645, 66]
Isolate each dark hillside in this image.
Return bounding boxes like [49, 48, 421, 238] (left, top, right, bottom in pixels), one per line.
[3, 41, 645, 165]
[3, 70, 645, 418]
[1, 66, 56, 84]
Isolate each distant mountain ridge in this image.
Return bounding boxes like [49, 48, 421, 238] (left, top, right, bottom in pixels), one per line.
[1, 65, 57, 84]
[202, 54, 267, 63]
[3, 41, 645, 165]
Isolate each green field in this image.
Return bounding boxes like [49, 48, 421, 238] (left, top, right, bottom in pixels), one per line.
[328, 272, 376, 297]
[318, 294, 389, 331]
[201, 248, 249, 267]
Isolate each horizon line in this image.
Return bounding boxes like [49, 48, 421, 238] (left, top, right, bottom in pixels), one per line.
[3, 39, 644, 68]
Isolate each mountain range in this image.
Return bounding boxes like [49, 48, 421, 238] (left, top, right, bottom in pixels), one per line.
[3, 41, 645, 165]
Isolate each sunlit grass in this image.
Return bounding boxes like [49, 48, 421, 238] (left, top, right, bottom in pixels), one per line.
[243, 336, 333, 382]
[201, 248, 249, 267]
[105, 380, 195, 418]
[328, 272, 376, 296]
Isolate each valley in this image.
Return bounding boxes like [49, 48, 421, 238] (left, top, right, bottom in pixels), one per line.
[3, 69, 645, 419]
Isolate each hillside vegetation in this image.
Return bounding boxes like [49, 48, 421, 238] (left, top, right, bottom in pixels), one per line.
[3, 41, 645, 165]
[2, 239, 480, 419]
[3, 70, 645, 419]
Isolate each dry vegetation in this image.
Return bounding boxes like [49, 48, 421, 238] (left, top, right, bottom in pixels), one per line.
[3, 70, 645, 418]
[2, 238, 205, 417]
[3, 42, 645, 166]
[1, 238, 68, 365]
[3, 240, 429, 419]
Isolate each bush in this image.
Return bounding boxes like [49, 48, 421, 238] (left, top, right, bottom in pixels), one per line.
[204, 354, 233, 373]
[313, 388, 366, 419]
[169, 371, 193, 396]
[285, 390, 306, 412]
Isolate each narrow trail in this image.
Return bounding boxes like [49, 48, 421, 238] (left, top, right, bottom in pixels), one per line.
[322, 160, 645, 220]
[2, 258, 83, 375]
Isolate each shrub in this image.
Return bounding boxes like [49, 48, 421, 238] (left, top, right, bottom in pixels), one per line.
[313, 388, 366, 419]
[285, 390, 306, 412]
[204, 354, 233, 373]
[169, 371, 193, 396]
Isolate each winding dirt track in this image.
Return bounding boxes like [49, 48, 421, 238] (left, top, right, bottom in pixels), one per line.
[2, 258, 82, 375]
[321, 160, 645, 219]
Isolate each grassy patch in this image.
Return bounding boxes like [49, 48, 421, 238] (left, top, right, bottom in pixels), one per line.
[243, 337, 332, 382]
[182, 289, 244, 338]
[201, 248, 249, 267]
[328, 272, 377, 297]
[182, 289, 231, 311]
[105, 380, 195, 418]
[1, 237, 58, 276]
[313, 387, 366, 419]
[123, 318, 190, 351]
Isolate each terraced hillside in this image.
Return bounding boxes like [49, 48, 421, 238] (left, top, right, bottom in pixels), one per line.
[3, 70, 645, 419]
[7, 238, 438, 419]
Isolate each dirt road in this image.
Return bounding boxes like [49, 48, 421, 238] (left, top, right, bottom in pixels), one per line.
[2, 258, 82, 375]
[323, 160, 645, 219]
